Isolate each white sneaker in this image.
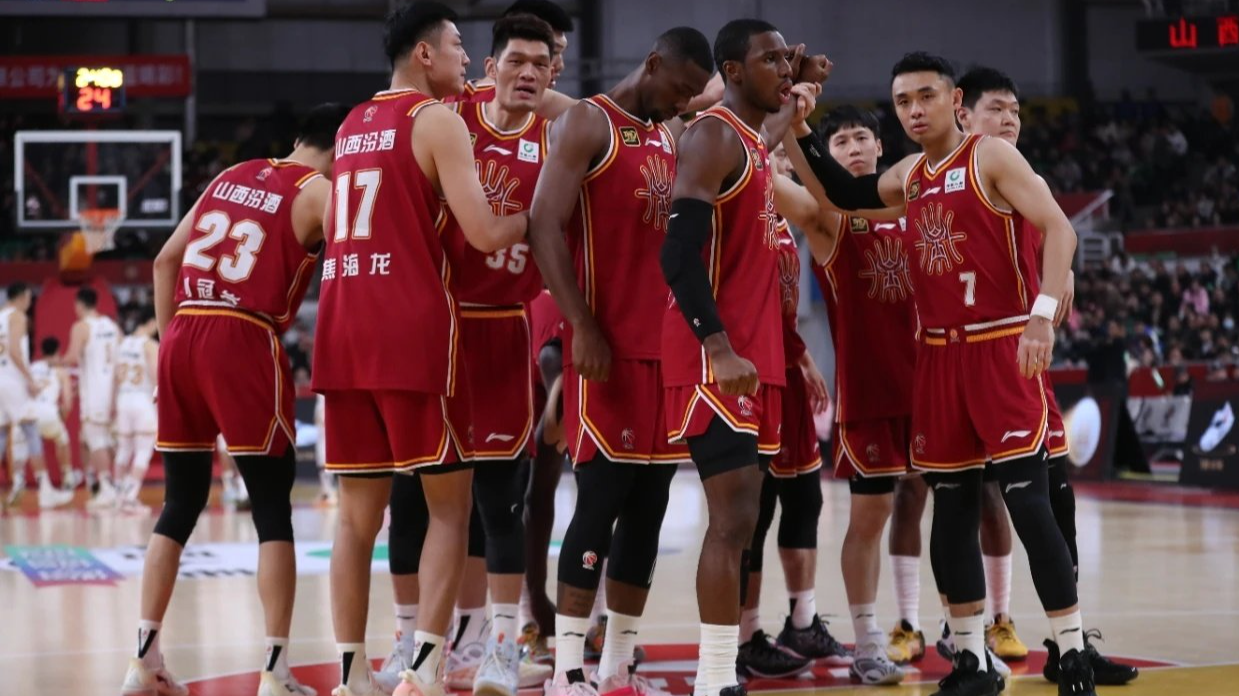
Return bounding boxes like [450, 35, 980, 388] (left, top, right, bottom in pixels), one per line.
[375, 636, 414, 694]
[544, 671, 599, 696]
[259, 670, 319, 696]
[988, 647, 1011, 678]
[517, 659, 552, 689]
[473, 636, 520, 696]
[445, 626, 489, 690]
[848, 642, 905, 686]
[121, 657, 190, 696]
[63, 468, 84, 490]
[5, 476, 26, 507]
[595, 662, 670, 696]
[394, 669, 446, 696]
[38, 483, 74, 509]
[88, 479, 119, 511]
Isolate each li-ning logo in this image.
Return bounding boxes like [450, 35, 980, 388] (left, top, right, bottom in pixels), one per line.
[913, 202, 967, 275]
[582, 550, 598, 570]
[914, 433, 927, 455]
[363, 105, 378, 123]
[476, 159, 522, 216]
[635, 155, 673, 232]
[859, 235, 913, 303]
[621, 428, 636, 451]
[737, 395, 755, 418]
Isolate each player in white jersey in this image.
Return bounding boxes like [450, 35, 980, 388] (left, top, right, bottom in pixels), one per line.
[26, 337, 75, 477]
[65, 286, 122, 509]
[113, 309, 159, 508]
[1, 284, 74, 510]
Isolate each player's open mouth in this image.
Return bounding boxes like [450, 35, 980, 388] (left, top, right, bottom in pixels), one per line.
[779, 83, 793, 101]
[515, 86, 537, 96]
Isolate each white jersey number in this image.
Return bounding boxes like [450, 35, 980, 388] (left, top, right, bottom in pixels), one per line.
[184, 211, 267, 282]
[334, 169, 382, 241]
[959, 271, 977, 307]
[484, 243, 529, 275]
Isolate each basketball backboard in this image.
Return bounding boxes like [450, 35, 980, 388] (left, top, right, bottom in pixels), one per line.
[14, 130, 182, 230]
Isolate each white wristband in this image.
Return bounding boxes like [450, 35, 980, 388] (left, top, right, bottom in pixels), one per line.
[1030, 294, 1058, 321]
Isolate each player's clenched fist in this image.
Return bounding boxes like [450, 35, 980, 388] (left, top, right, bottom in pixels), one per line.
[711, 350, 760, 397]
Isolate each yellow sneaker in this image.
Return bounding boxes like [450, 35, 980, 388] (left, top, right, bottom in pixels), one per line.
[886, 620, 926, 665]
[986, 615, 1029, 661]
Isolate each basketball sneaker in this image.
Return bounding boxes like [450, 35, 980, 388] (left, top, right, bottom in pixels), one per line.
[519, 622, 554, 666]
[375, 634, 414, 693]
[258, 670, 319, 696]
[544, 669, 600, 696]
[394, 669, 446, 696]
[595, 662, 670, 696]
[38, 477, 74, 509]
[445, 622, 490, 690]
[1042, 633, 1138, 686]
[887, 620, 926, 664]
[87, 478, 119, 511]
[63, 467, 84, 490]
[775, 615, 853, 665]
[848, 641, 905, 686]
[736, 629, 812, 678]
[333, 669, 390, 696]
[473, 635, 521, 696]
[121, 656, 190, 696]
[5, 475, 26, 508]
[583, 614, 647, 664]
[936, 622, 1011, 678]
[985, 615, 1028, 660]
[929, 649, 1003, 696]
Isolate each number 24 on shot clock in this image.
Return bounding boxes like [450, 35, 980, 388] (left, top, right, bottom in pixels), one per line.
[58, 66, 127, 115]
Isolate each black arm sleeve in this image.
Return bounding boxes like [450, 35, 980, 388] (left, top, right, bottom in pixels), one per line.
[795, 130, 887, 210]
[661, 198, 725, 342]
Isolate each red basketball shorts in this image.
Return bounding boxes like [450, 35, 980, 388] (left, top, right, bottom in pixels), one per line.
[771, 365, 822, 478]
[1044, 373, 1068, 459]
[833, 415, 912, 480]
[156, 309, 293, 457]
[321, 387, 472, 474]
[911, 321, 1049, 472]
[460, 306, 533, 461]
[665, 383, 782, 458]
[564, 359, 690, 466]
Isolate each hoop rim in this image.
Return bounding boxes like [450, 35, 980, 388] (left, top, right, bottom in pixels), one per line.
[78, 207, 124, 253]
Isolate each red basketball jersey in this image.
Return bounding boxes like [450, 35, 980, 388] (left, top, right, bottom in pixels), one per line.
[904, 134, 1034, 328]
[661, 106, 784, 387]
[563, 94, 677, 362]
[312, 89, 458, 395]
[775, 219, 806, 366]
[814, 215, 917, 421]
[442, 101, 548, 305]
[175, 158, 321, 334]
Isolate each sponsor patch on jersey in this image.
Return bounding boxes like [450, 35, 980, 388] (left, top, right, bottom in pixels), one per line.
[945, 167, 967, 193]
[620, 127, 640, 147]
[907, 179, 921, 201]
[751, 149, 765, 170]
[850, 217, 870, 233]
[469, 132, 478, 147]
[518, 138, 540, 163]
[363, 105, 378, 123]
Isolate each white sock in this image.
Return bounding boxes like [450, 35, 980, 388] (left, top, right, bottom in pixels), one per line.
[453, 606, 488, 650]
[492, 603, 520, 643]
[948, 614, 986, 672]
[983, 554, 1012, 621]
[1048, 611, 1085, 654]
[337, 642, 368, 689]
[519, 584, 533, 630]
[38, 471, 53, 490]
[849, 603, 883, 648]
[265, 637, 290, 678]
[788, 589, 816, 629]
[137, 620, 162, 669]
[554, 614, 590, 678]
[598, 610, 640, 680]
[694, 623, 740, 696]
[412, 631, 445, 683]
[891, 555, 921, 630]
[396, 603, 418, 651]
[739, 607, 761, 643]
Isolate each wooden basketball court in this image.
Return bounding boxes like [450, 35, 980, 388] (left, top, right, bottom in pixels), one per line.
[3, 471, 1236, 695]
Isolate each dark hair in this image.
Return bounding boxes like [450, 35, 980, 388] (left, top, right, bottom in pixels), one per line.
[491, 14, 556, 58]
[7, 282, 30, 300]
[296, 103, 351, 151]
[958, 66, 1019, 109]
[136, 306, 156, 327]
[384, 1, 459, 68]
[503, 0, 573, 33]
[655, 26, 714, 74]
[713, 19, 778, 74]
[41, 336, 60, 357]
[76, 287, 98, 309]
[891, 51, 956, 84]
[821, 105, 881, 141]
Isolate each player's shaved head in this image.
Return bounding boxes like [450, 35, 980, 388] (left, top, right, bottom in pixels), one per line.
[384, 0, 459, 68]
[655, 26, 714, 74]
[296, 103, 351, 152]
[958, 66, 1019, 109]
[713, 18, 778, 74]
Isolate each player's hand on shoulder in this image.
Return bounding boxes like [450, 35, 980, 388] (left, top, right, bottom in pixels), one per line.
[1017, 317, 1055, 379]
[571, 318, 612, 382]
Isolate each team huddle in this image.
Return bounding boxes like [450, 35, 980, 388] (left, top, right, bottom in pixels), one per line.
[97, 2, 1144, 696]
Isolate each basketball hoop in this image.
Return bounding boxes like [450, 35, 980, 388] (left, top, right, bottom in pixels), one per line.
[78, 208, 123, 254]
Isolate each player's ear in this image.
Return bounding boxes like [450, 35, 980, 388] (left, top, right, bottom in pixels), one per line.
[956, 107, 970, 130]
[875, 136, 883, 159]
[723, 59, 742, 85]
[415, 40, 434, 68]
[951, 86, 963, 110]
[644, 51, 662, 76]
[485, 56, 499, 81]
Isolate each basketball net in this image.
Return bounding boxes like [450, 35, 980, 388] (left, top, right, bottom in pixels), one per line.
[78, 208, 123, 255]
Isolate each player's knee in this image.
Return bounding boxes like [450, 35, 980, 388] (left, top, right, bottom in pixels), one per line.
[235, 453, 295, 543]
[979, 480, 1009, 527]
[776, 475, 823, 549]
[153, 454, 213, 545]
[82, 422, 111, 452]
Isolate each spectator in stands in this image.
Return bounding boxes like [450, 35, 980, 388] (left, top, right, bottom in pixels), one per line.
[1181, 279, 1209, 316]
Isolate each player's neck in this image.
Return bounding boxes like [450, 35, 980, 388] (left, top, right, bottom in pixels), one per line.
[483, 98, 533, 133]
[921, 129, 967, 166]
[389, 70, 435, 99]
[607, 76, 650, 124]
[720, 93, 765, 134]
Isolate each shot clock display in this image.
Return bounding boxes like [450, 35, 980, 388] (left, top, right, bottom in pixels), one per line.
[59, 66, 126, 115]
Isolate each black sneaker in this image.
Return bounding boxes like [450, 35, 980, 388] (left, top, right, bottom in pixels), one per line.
[776, 615, 853, 665]
[1055, 647, 1097, 696]
[719, 686, 748, 696]
[1043, 633, 1137, 686]
[736, 630, 812, 678]
[930, 649, 1003, 696]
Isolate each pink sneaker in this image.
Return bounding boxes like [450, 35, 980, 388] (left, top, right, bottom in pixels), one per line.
[543, 670, 599, 696]
[595, 663, 669, 696]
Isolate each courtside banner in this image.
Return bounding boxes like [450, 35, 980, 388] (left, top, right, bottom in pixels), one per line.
[3, 544, 124, 587]
[1180, 381, 1239, 490]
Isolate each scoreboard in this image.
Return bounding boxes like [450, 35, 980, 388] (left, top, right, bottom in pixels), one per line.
[1137, 15, 1239, 52]
[58, 66, 127, 115]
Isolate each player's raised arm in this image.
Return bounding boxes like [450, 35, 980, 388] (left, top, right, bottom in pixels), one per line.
[416, 104, 529, 253]
[790, 113, 905, 211]
[661, 117, 758, 396]
[152, 197, 201, 337]
[773, 173, 843, 264]
[528, 100, 613, 381]
[535, 88, 578, 120]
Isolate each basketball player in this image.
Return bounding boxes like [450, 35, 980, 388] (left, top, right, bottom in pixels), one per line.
[660, 20, 800, 696]
[25, 336, 77, 497]
[373, 15, 558, 696]
[314, 394, 336, 505]
[65, 286, 122, 509]
[790, 52, 1095, 696]
[952, 65, 1136, 687]
[113, 308, 159, 509]
[311, 3, 529, 695]
[1, 283, 73, 510]
[527, 24, 714, 696]
[120, 102, 348, 696]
